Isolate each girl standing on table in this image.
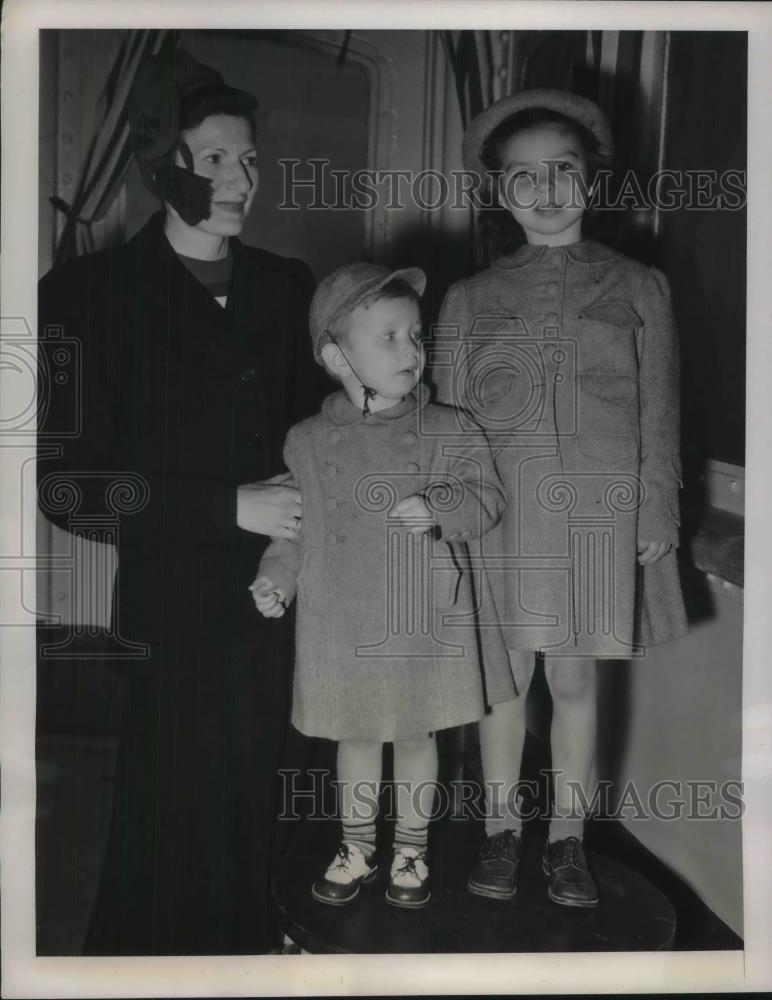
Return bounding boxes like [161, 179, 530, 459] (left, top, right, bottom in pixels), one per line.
[433, 90, 687, 907]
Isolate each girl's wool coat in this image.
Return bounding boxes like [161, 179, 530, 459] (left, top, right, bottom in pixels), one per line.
[434, 239, 687, 656]
[260, 386, 517, 740]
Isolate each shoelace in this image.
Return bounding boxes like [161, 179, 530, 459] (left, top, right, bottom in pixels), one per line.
[332, 844, 354, 872]
[553, 836, 582, 868]
[393, 851, 428, 879]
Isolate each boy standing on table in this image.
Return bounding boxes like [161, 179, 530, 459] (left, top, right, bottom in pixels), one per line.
[252, 263, 517, 909]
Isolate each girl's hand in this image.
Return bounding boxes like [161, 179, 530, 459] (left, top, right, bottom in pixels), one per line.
[391, 494, 435, 535]
[249, 576, 290, 617]
[637, 539, 671, 565]
[237, 473, 302, 539]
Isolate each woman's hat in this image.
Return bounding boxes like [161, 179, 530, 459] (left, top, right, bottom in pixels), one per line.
[462, 88, 614, 177]
[310, 263, 426, 362]
[127, 49, 224, 163]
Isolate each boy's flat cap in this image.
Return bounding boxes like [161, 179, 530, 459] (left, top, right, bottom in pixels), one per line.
[310, 263, 426, 362]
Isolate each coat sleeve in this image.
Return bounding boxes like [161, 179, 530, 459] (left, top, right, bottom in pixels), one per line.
[424, 421, 507, 542]
[432, 281, 473, 409]
[635, 267, 683, 547]
[37, 259, 120, 533]
[256, 426, 302, 602]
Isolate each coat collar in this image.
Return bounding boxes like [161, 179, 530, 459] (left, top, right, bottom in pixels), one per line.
[494, 238, 619, 271]
[129, 211, 282, 343]
[322, 383, 430, 426]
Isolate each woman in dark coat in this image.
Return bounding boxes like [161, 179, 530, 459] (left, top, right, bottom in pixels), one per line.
[37, 51, 327, 954]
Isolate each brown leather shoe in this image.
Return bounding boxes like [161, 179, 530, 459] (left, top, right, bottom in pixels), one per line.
[468, 830, 521, 900]
[542, 836, 598, 908]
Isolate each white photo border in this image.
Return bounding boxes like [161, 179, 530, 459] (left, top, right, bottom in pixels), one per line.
[1, 0, 770, 995]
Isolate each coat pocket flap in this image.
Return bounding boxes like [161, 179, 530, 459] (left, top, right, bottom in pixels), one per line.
[582, 300, 643, 328]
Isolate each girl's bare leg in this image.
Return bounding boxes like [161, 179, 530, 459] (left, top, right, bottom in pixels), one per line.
[543, 655, 597, 841]
[478, 649, 536, 834]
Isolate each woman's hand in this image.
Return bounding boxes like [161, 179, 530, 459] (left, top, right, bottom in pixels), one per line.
[237, 473, 302, 539]
[391, 494, 435, 535]
[249, 575, 289, 617]
[637, 539, 671, 565]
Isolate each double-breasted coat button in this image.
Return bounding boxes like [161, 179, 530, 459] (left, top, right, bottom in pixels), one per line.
[329, 429, 342, 444]
[405, 462, 420, 473]
[247, 431, 261, 447]
[240, 368, 256, 381]
[402, 431, 417, 446]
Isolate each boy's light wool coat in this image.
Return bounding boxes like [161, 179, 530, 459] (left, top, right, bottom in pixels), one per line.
[434, 238, 688, 657]
[260, 386, 517, 741]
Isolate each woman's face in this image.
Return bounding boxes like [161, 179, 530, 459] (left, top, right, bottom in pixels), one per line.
[173, 113, 258, 236]
[496, 124, 589, 246]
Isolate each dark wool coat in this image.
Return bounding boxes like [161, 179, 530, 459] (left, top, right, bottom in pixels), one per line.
[259, 386, 517, 741]
[434, 239, 688, 657]
[37, 211, 328, 955]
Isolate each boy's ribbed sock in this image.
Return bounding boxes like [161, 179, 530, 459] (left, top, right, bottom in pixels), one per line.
[341, 818, 377, 860]
[393, 823, 428, 853]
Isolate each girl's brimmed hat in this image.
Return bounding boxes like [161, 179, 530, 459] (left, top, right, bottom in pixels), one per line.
[462, 88, 614, 176]
[310, 263, 426, 363]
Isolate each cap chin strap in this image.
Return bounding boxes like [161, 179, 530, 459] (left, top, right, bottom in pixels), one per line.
[153, 139, 215, 227]
[327, 332, 378, 418]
